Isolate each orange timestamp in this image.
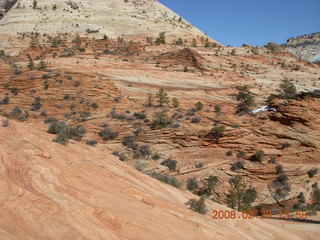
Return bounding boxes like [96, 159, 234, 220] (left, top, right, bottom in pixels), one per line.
[212, 209, 308, 220]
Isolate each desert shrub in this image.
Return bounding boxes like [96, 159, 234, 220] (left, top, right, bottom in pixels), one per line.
[161, 157, 177, 171]
[298, 192, 306, 204]
[194, 101, 203, 111]
[99, 127, 118, 140]
[154, 32, 166, 45]
[209, 125, 225, 142]
[53, 132, 68, 145]
[11, 107, 22, 117]
[64, 94, 70, 100]
[151, 153, 160, 160]
[271, 173, 291, 202]
[44, 117, 58, 124]
[48, 121, 68, 134]
[277, 79, 297, 99]
[133, 112, 146, 119]
[11, 88, 18, 95]
[1, 96, 9, 104]
[307, 168, 318, 178]
[122, 136, 135, 148]
[195, 162, 204, 168]
[282, 142, 291, 149]
[74, 80, 81, 87]
[252, 149, 264, 163]
[31, 97, 42, 111]
[86, 140, 97, 147]
[235, 85, 255, 113]
[183, 66, 189, 72]
[226, 150, 233, 156]
[134, 128, 143, 136]
[69, 125, 86, 141]
[231, 161, 245, 171]
[149, 172, 181, 189]
[91, 102, 98, 109]
[151, 110, 172, 129]
[187, 178, 199, 191]
[134, 144, 151, 158]
[186, 196, 207, 214]
[191, 117, 201, 123]
[33, 0, 37, 9]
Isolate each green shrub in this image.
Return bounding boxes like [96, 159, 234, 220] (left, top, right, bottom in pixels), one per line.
[99, 127, 118, 140]
[172, 97, 179, 108]
[151, 110, 172, 129]
[307, 168, 318, 178]
[278, 79, 297, 99]
[209, 125, 225, 142]
[161, 157, 177, 171]
[149, 172, 181, 188]
[187, 178, 199, 191]
[186, 196, 207, 214]
[86, 140, 97, 147]
[194, 101, 203, 111]
[154, 32, 166, 45]
[231, 161, 245, 171]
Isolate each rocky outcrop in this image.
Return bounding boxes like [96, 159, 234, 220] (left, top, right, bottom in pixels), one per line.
[283, 33, 320, 63]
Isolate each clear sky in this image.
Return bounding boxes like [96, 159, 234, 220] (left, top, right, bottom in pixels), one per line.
[159, 0, 320, 46]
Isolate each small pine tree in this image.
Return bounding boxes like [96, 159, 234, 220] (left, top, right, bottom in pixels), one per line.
[226, 176, 257, 211]
[210, 125, 225, 142]
[235, 85, 255, 113]
[156, 88, 169, 107]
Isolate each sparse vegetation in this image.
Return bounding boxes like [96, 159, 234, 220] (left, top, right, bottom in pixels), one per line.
[270, 173, 291, 203]
[209, 125, 225, 142]
[187, 178, 199, 191]
[33, 0, 37, 9]
[231, 161, 245, 171]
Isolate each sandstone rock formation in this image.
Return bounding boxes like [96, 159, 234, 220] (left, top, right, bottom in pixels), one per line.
[0, 0, 16, 19]
[0, 0, 208, 40]
[0, 1, 320, 239]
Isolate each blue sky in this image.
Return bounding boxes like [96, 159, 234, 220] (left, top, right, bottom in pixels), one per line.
[159, 0, 320, 46]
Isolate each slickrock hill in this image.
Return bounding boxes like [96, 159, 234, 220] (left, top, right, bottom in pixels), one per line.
[0, 0, 207, 40]
[283, 33, 320, 63]
[1, 116, 315, 240]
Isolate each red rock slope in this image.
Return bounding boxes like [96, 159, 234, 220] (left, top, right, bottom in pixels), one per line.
[0, 116, 316, 240]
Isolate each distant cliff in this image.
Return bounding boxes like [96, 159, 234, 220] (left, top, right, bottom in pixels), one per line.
[0, 0, 17, 19]
[283, 32, 320, 63]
